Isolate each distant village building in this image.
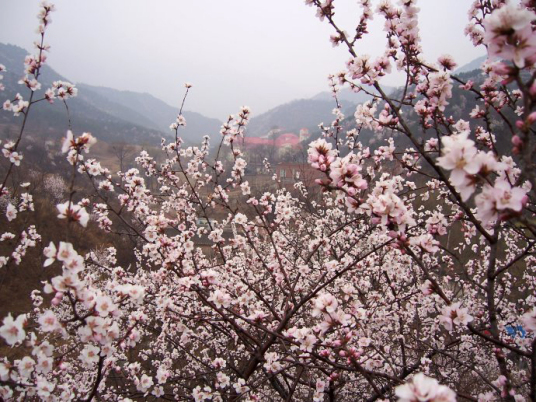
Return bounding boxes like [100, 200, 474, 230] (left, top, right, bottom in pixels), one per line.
[240, 128, 311, 155]
[238, 128, 314, 176]
[241, 137, 273, 148]
[299, 128, 310, 142]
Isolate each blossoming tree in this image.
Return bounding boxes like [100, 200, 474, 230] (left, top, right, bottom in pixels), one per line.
[1, 1, 536, 401]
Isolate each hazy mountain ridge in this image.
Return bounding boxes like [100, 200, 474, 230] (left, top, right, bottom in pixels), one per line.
[215, 57, 483, 141]
[312, 86, 395, 104]
[246, 85, 396, 138]
[0, 43, 221, 146]
[246, 98, 351, 137]
[1, 43, 491, 149]
[0, 43, 166, 144]
[76, 84, 223, 145]
[455, 55, 487, 74]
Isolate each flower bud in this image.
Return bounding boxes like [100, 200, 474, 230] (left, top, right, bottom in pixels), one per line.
[512, 135, 523, 146]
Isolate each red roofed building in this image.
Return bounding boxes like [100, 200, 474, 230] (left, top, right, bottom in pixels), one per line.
[275, 133, 301, 149]
[240, 133, 303, 151]
[242, 137, 274, 147]
[238, 131, 311, 168]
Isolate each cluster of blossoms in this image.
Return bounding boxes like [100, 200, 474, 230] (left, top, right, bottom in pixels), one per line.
[169, 114, 186, 130]
[3, 93, 30, 117]
[482, 2, 536, 68]
[395, 373, 456, 402]
[436, 120, 529, 226]
[438, 302, 474, 332]
[308, 138, 417, 235]
[43, 174, 68, 201]
[3, 0, 57, 119]
[360, 174, 416, 234]
[0, 224, 40, 267]
[346, 54, 392, 85]
[416, 70, 453, 114]
[0, 313, 27, 346]
[307, 138, 338, 172]
[353, 101, 399, 132]
[44, 80, 78, 103]
[220, 106, 251, 145]
[2, 141, 23, 166]
[61, 130, 97, 164]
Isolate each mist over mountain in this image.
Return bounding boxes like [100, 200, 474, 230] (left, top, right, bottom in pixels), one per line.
[246, 99, 343, 137]
[0, 43, 222, 146]
[455, 55, 486, 74]
[76, 84, 222, 145]
[312, 86, 395, 104]
[1, 43, 491, 152]
[245, 84, 397, 138]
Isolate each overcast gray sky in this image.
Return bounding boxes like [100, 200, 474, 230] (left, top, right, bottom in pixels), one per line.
[0, 1, 484, 120]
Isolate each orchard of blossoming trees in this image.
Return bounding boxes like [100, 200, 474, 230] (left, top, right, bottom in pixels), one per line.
[0, 0, 535, 401]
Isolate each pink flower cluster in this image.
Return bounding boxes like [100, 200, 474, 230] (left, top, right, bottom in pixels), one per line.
[439, 302, 474, 332]
[220, 106, 251, 145]
[61, 130, 97, 165]
[483, 2, 536, 68]
[436, 120, 528, 226]
[395, 373, 456, 402]
[307, 138, 338, 172]
[3, 93, 29, 117]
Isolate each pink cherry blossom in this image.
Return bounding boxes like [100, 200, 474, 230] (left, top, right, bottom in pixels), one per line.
[522, 309, 536, 332]
[439, 302, 473, 331]
[0, 314, 26, 346]
[79, 344, 100, 366]
[483, 3, 536, 67]
[17, 356, 35, 379]
[308, 138, 337, 171]
[5, 203, 17, 221]
[56, 201, 90, 227]
[43, 241, 57, 267]
[475, 178, 528, 226]
[38, 310, 60, 332]
[395, 373, 456, 402]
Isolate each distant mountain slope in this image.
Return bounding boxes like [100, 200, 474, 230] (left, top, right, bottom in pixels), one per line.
[312, 86, 395, 104]
[77, 84, 222, 144]
[0, 43, 165, 144]
[247, 85, 396, 138]
[0, 43, 222, 146]
[318, 67, 514, 153]
[455, 55, 487, 74]
[245, 99, 348, 137]
[75, 85, 160, 132]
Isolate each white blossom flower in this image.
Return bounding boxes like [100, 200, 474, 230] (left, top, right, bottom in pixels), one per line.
[0, 314, 26, 345]
[395, 373, 456, 402]
[5, 204, 17, 221]
[80, 345, 100, 366]
[137, 374, 154, 393]
[38, 310, 60, 332]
